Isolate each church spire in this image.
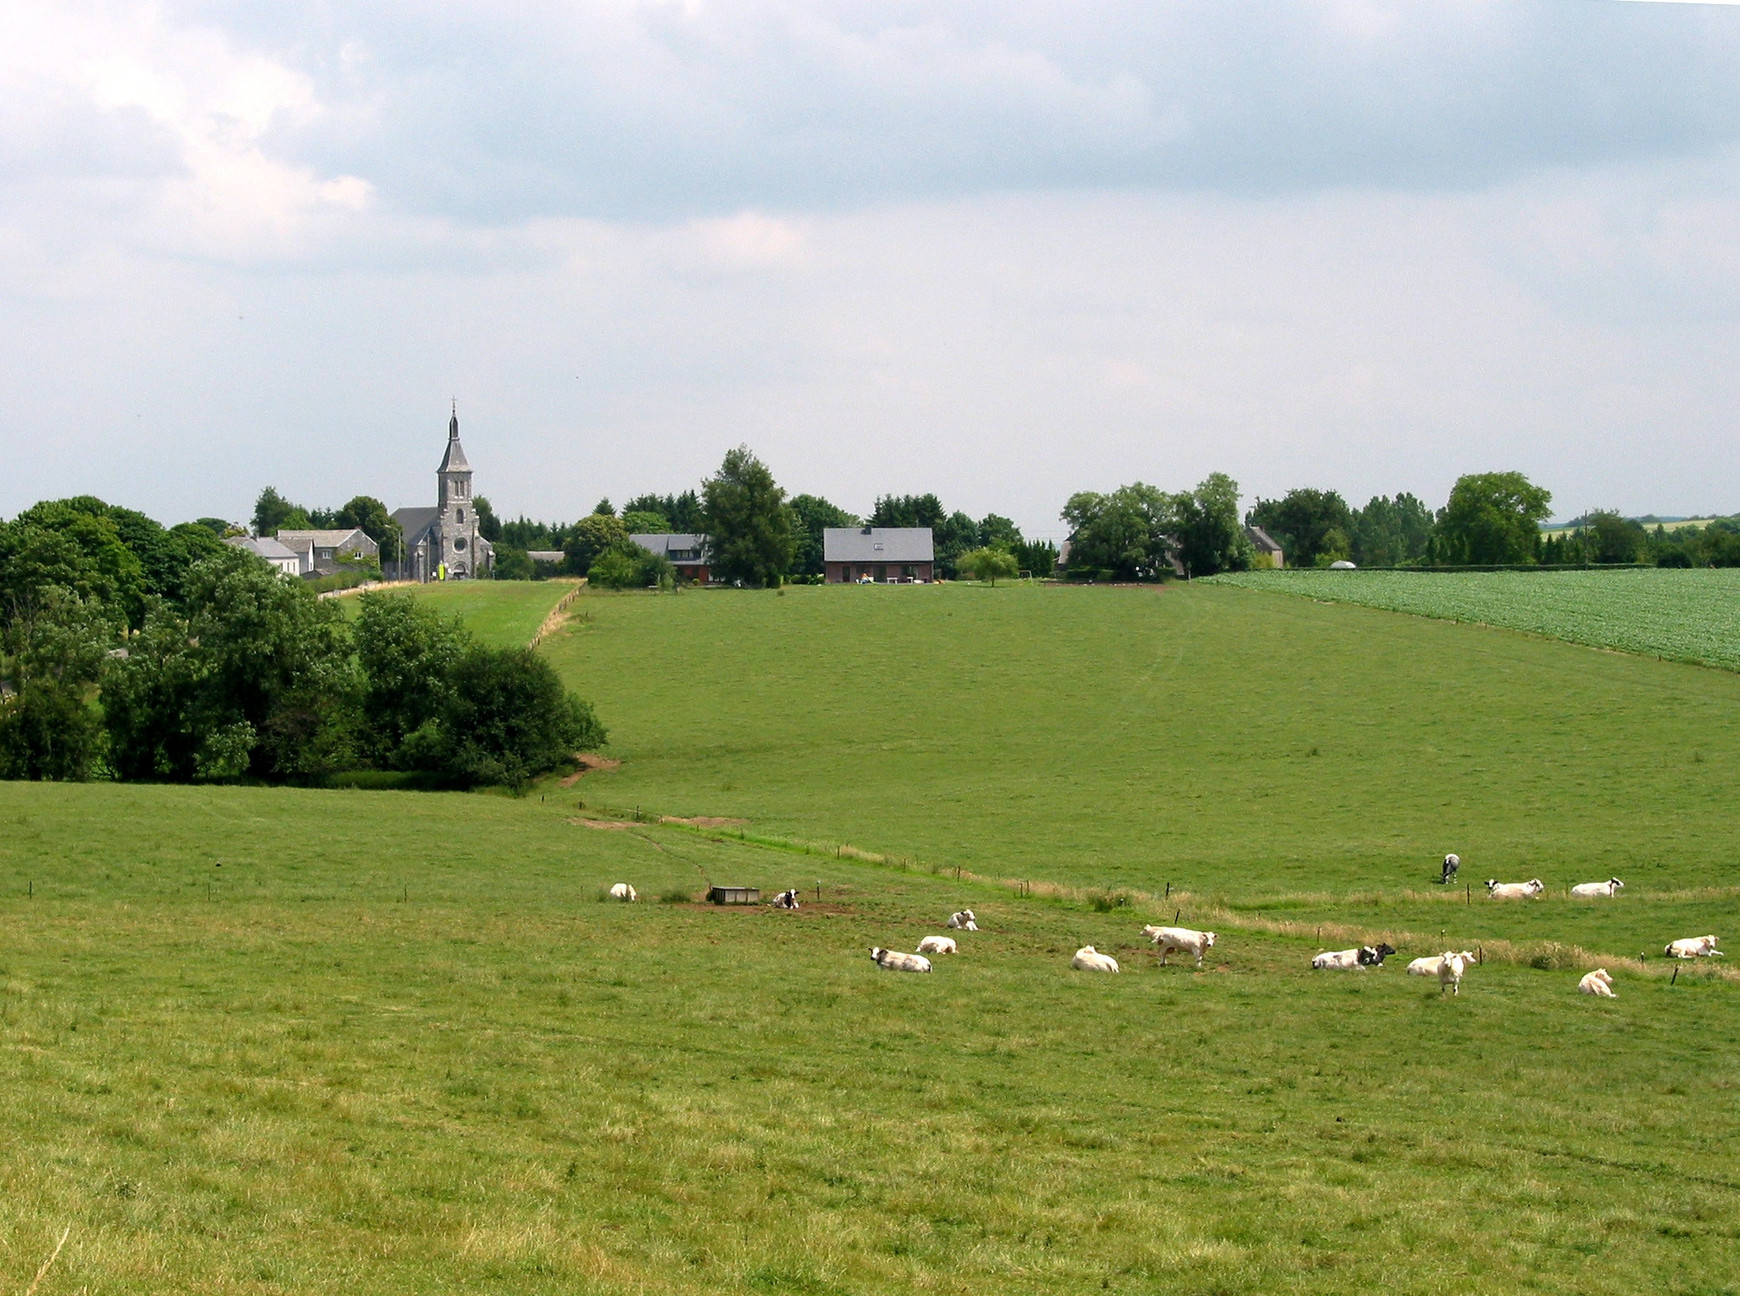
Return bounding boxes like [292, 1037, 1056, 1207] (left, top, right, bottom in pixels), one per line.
[449, 398, 459, 439]
[438, 401, 470, 474]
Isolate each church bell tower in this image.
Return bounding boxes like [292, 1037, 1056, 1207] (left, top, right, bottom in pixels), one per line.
[436, 402, 479, 577]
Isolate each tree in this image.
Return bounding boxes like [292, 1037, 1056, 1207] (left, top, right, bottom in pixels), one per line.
[592, 498, 616, 517]
[702, 446, 795, 587]
[1435, 472, 1552, 564]
[563, 514, 630, 576]
[958, 547, 1019, 585]
[1352, 494, 1434, 566]
[1061, 484, 1173, 580]
[473, 496, 501, 543]
[0, 589, 118, 781]
[588, 541, 674, 590]
[1174, 473, 1252, 577]
[1012, 537, 1059, 577]
[401, 646, 607, 789]
[625, 491, 703, 532]
[1, 504, 145, 629]
[1586, 511, 1645, 564]
[870, 494, 945, 528]
[352, 593, 468, 764]
[252, 487, 301, 537]
[1247, 489, 1354, 569]
[977, 514, 1023, 552]
[787, 494, 858, 577]
[335, 496, 403, 565]
[621, 509, 670, 534]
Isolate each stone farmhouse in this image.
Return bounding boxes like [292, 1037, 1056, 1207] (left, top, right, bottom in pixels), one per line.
[273, 528, 379, 577]
[226, 535, 303, 577]
[823, 527, 935, 583]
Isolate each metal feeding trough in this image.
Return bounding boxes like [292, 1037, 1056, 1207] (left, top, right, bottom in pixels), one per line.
[708, 885, 761, 905]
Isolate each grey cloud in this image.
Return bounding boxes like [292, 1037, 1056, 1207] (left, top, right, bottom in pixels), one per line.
[201, 0, 1740, 223]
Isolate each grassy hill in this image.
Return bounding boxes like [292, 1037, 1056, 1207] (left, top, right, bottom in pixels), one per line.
[335, 579, 577, 647]
[0, 780, 1735, 1295]
[539, 582, 1740, 900]
[1209, 568, 1740, 671]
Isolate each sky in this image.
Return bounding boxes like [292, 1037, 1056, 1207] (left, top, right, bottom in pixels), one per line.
[4, 0, 1740, 538]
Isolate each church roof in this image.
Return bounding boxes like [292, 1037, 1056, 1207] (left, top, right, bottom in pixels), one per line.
[392, 507, 440, 545]
[438, 408, 470, 474]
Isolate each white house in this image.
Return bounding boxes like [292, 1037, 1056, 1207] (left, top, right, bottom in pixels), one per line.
[226, 535, 303, 577]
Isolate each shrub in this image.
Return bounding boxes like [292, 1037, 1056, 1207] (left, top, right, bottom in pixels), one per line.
[1087, 889, 1133, 912]
[588, 544, 673, 591]
[658, 887, 693, 904]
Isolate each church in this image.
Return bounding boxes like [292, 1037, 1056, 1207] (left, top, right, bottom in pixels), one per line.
[389, 406, 495, 581]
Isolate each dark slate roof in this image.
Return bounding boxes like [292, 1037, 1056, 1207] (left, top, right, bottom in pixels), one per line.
[630, 534, 708, 562]
[392, 507, 440, 545]
[1245, 525, 1283, 553]
[822, 527, 934, 563]
[438, 410, 470, 474]
[275, 528, 377, 555]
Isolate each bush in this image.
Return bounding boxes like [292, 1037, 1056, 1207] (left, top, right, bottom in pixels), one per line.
[1087, 889, 1134, 912]
[588, 543, 673, 591]
[659, 887, 693, 904]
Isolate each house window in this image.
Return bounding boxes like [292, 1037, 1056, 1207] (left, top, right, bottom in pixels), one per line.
[319, 549, 333, 559]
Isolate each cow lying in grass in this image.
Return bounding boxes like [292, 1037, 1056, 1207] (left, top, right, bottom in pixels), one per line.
[1141, 925, 1216, 967]
[1665, 935, 1722, 959]
[772, 889, 801, 909]
[1579, 968, 1617, 997]
[1486, 878, 1544, 900]
[947, 910, 978, 930]
[916, 935, 957, 956]
[1312, 943, 1396, 970]
[1071, 946, 1120, 973]
[1570, 878, 1624, 898]
[870, 947, 932, 973]
[608, 883, 637, 902]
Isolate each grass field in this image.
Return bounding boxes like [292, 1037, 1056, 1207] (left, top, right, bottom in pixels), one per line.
[1208, 568, 1740, 671]
[540, 582, 1740, 899]
[336, 580, 577, 647]
[2, 780, 1737, 1295]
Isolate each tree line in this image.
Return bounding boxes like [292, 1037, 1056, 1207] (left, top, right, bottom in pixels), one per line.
[0, 497, 603, 785]
[1245, 472, 1740, 569]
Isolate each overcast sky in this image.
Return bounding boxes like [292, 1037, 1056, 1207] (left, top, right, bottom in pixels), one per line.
[4, 0, 1739, 537]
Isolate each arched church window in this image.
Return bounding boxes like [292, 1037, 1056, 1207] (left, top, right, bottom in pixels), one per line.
[455, 537, 467, 551]
[458, 508, 465, 522]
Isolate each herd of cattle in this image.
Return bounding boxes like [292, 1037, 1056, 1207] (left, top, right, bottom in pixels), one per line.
[605, 859, 1723, 997]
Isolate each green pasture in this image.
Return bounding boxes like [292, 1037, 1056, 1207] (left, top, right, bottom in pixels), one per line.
[2, 780, 1737, 1295]
[1208, 567, 1740, 671]
[540, 582, 1740, 896]
[336, 580, 576, 647]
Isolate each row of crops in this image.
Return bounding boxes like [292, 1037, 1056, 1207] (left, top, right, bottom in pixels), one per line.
[1208, 568, 1740, 671]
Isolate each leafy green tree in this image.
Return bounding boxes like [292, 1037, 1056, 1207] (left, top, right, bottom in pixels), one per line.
[621, 509, 671, 534]
[491, 547, 536, 580]
[1, 504, 145, 628]
[1247, 489, 1353, 569]
[0, 589, 118, 781]
[401, 646, 607, 789]
[351, 594, 468, 764]
[787, 494, 857, 577]
[334, 496, 403, 565]
[587, 542, 674, 590]
[869, 494, 945, 528]
[1061, 483, 1173, 580]
[1012, 537, 1059, 577]
[252, 487, 301, 537]
[934, 510, 980, 579]
[194, 517, 236, 537]
[977, 514, 1023, 552]
[592, 498, 616, 517]
[1585, 511, 1645, 564]
[103, 548, 359, 780]
[472, 496, 501, 543]
[624, 491, 704, 532]
[1435, 472, 1552, 564]
[563, 514, 630, 576]
[1174, 473, 1252, 577]
[702, 446, 796, 587]
[1352, 494, 1435, 566]
[500, 517, 566, 551]
[958, 547, 1019, 585]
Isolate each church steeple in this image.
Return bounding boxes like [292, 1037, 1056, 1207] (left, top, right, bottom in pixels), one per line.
[438, 400, 470, 475]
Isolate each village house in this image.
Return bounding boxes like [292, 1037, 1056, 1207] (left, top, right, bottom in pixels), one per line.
[1245, 525, 1284, 568]
[273, 528, 379, 578]
[630, 534, 712, 583]
[226, 534, 304, 577]
[823, 527, 935, 583]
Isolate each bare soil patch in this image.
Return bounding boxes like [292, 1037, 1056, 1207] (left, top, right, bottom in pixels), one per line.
[569, 818, 634, 831]
[560, 754, 623, 786]
[662, 815, 748, 828]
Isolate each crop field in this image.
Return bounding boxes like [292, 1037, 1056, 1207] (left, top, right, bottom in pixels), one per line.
[1208, 568, 1740, 671]
[336, 580, 577, 647]
[541, 582, 1740, 896]
[1, 780, 1738, 1295]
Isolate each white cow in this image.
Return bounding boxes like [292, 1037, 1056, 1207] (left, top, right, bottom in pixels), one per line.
[1579, 968, 1617, 997]
[1486, 878, 1545, 900]
[947, 910, 978, 930]
[1141, 925, 1216, 967]
[1438, 951, 1471, 997]
[870, 947, 932, 973]
[608, 883, 638, 902]
[772, 888, 801, 909]
[916, 935, 958, 956]
[1570, 878, 1624, 898]
[1665, 935, 1723, 959]
[1071, 945, 1120, 973]
[1407, 951, 1477, 977]
[1312, 943, 1394, 970]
